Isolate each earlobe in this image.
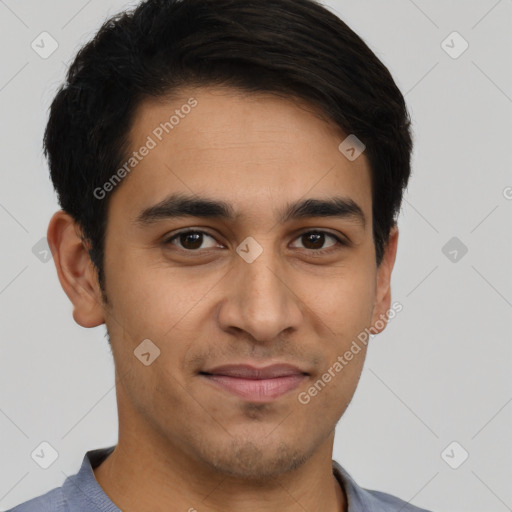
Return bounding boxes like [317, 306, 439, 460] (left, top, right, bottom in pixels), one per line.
[47, 210, 106, 328]
[370, 225, 399, 335]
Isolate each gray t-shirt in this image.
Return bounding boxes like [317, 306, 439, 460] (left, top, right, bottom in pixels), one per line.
[7, 446, 432, 511]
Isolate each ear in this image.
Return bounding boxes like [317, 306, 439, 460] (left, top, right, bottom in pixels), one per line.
[370, 225, 399, 334]
[47, 210, 106, 328]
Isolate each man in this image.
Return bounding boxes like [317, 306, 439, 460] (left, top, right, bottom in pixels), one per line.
[8, 0, 432, 510]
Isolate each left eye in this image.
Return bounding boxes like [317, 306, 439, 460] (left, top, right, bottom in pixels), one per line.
[290, 231, 341, 251]
[164, 230, 344, 252]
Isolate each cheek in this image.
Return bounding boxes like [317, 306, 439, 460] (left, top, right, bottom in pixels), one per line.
[105, 247, 182, 328]
[104, 253, 225, 379]
[298, 347, 367, 430]
[305, 263, 376, 336]
[300, 260, 374, 403]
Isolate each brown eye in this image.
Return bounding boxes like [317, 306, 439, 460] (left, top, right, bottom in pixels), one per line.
[291, 231, 342, 251]
[165, 230, 219, 251]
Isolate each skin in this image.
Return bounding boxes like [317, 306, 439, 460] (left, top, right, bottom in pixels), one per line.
[47, 86, 398, 512]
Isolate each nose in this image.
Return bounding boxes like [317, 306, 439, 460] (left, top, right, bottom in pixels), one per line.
[216, 246, 304, 344]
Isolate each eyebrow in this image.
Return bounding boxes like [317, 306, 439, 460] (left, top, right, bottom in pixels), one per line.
[134, 193, 366, 229]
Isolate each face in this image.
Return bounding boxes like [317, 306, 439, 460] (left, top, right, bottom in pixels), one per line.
[61, 86, 397, 479]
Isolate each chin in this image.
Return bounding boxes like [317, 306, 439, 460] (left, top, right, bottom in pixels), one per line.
[199, 438, 309, 480]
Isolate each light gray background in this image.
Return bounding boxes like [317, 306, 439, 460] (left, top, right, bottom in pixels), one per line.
[0, 1, 511, 511]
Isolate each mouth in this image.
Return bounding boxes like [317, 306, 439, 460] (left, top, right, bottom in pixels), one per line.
[199, 364, 308, 402]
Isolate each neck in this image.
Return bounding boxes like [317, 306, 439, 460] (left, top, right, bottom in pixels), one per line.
[93, 431, 347, 512]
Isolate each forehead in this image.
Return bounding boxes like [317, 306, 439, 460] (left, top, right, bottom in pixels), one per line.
[108, 86, 373, 225]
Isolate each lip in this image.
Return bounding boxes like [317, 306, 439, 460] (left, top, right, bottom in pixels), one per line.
[200, 364, 308, 402]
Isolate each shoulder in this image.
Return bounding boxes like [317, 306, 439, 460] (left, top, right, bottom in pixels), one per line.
[6, 446, 117, 512]
[363, 488, 433, 511]
[5, 486, 67, 512]
[333, 460, 433, 512]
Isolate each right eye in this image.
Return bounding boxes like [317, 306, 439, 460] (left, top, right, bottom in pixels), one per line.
[163, 230, 222, 252]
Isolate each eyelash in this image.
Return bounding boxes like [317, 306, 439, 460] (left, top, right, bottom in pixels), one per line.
[163, 229, 347, 255]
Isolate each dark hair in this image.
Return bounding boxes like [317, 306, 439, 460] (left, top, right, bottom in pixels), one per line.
[44, 0, 413, 297]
